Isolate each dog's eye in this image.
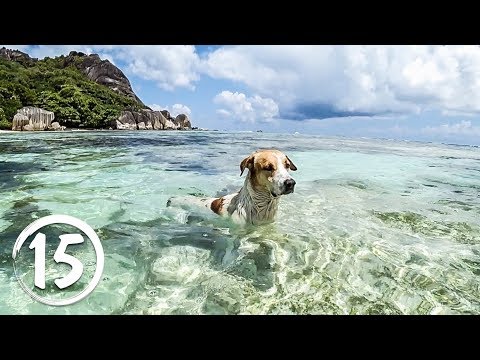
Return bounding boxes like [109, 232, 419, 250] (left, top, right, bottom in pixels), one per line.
[264, 164, 274, 171]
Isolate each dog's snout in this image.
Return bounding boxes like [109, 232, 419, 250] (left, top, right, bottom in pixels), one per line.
[284, 178, 296, 190]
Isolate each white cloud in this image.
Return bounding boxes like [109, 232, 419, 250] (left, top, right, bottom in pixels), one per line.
[149, 104, 164, 111]
[202, 45, 480, 118]
[213, 91, 279, 123]
[171, 104, 191, 117]
[114, 46, 200, 91]
[98, 53, 115, 65]
[148, 103, 192, 118]
[421, 120, 480, 136]
[216, 109, 231, 117]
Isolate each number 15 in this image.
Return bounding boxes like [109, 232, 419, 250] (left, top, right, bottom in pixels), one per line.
[29, 233, 84, 290]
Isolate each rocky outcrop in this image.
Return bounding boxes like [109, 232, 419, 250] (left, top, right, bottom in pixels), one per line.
[49, 122, 66, 131]
[0, 47, 37, 66]
[12, 107, 54, 131]
[114, 111, 139, 130]
[12, 113, 29, 131]
[174, 114, 192, 129]
[136, 110, 164, 130]
[11, 106, 192, 131]
[164, 118, 178, 130]
[161, 110, 171, 120]
[112, 109, 191, 130]
[64, 51, 144, 106]
[113, 109, 168, 130]
[159, 110, 181, 129]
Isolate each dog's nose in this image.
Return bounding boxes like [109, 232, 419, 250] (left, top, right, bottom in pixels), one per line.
[284, 178, 296, 190]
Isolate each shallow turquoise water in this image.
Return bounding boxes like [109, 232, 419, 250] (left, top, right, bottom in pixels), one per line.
[1, 131, 479, 314]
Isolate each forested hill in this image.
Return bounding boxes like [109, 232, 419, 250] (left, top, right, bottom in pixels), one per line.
[0, 48, 146, 129]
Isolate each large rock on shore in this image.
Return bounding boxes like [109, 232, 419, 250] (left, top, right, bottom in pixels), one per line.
[12, 107, 54, 131]
[164, 119, 178, 130]
[113, 109, 171, 130]
[114, 111, 139, 130]
[49, 122, 66, 131]
[174, 114, 192, 129]
[12, 113, 29, 131]
[160, 110, 171, 120]
[160, 110, 180, 129]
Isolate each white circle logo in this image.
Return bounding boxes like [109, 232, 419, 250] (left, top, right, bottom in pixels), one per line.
[12, 215, 104, 306]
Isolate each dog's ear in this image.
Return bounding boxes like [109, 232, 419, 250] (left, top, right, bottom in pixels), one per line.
[240, 155, 255, 176]
[286, 155, 297, 171]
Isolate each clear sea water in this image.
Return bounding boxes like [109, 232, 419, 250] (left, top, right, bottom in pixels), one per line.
[0, 130, 479, 314]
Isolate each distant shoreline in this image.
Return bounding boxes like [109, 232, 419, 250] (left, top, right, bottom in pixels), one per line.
[0, 129, 94, 133]
[0, 128, 214, 133]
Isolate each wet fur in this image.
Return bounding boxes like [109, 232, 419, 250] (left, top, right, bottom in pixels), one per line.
[167, 149, 297, 225]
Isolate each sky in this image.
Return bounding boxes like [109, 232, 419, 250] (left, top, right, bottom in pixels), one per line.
[4, 45, 480, 145]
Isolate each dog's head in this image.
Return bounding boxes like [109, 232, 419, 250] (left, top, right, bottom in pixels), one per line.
[240, 149, 297, 197]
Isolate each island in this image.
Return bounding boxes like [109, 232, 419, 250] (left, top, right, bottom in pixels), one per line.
[0, 48, 192, 131]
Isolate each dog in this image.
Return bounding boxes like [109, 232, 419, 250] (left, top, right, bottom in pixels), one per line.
[167, 149, 297, 225]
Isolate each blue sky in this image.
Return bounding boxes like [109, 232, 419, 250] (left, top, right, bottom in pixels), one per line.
[6, 45, 480, 145]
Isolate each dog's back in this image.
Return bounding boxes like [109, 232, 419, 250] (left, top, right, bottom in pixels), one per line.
[167, 192, 239, 217]
[167, 195, 213, 211]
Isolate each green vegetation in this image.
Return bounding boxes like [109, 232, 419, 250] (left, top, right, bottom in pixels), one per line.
[0, 107, 11, 129]
[0, 56, 142, 129]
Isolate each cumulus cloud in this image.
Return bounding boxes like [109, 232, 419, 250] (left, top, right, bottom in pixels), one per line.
[114, 46, 200, 91]
[421, 120, 480, 136]
[148, 103, 192, 117]
[170, 104, 191, 117]
[148, 104, 164, 111]
[213, 91, 279, 123]
[216, 109, 231, 117]
[202, 45, 480, 119]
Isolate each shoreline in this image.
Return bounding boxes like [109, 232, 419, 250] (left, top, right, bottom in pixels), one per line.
[0, 128, 209, 133]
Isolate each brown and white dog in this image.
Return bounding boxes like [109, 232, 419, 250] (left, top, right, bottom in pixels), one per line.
[167, 149, 297, 225]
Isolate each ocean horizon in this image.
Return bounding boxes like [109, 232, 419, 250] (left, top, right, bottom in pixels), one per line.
[2, 128, 479, 148]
